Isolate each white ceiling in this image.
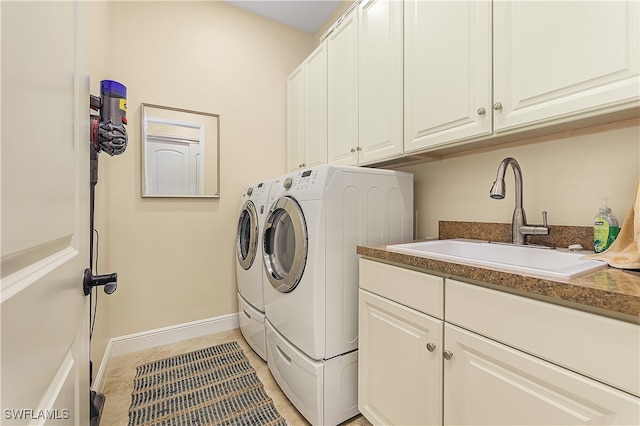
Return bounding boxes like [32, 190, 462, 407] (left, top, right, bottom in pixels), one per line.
[224, 1, 344, 34]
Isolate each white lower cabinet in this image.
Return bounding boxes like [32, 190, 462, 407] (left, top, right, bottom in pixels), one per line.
[359, 289, 443, 426]
[358, 259, 640, 425]
[358, 259, 444, 425]
[444, 323, 639, 425]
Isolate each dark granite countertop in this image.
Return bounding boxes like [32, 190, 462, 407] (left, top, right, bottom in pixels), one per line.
[357, 243, 640, 324]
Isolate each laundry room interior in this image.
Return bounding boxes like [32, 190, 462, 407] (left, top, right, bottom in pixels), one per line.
[27, 0, 640, 425]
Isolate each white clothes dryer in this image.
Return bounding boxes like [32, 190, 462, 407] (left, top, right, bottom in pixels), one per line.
[235, 179, 272, 360]
[262, 165, 413, 425]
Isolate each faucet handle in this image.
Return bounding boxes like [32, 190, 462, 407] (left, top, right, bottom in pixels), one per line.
[520, 211, 550, 238]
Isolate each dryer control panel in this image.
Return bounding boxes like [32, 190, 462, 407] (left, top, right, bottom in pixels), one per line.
[285, 169, 320, 191]
[268, 166, 333, 206]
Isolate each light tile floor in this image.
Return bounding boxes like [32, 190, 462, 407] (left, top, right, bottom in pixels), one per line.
[99, 328, 372, 426]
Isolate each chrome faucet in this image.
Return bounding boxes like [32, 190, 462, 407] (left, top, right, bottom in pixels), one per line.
[490, 157, 549, 245]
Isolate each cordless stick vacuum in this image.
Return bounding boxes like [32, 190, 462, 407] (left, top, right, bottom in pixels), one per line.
[85, 79, 128, 296]
[86, 80, 128, 426]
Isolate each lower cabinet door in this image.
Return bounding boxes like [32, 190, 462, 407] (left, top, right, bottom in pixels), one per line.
[359, 289, 443, 426]
[443, 324, 640, 425]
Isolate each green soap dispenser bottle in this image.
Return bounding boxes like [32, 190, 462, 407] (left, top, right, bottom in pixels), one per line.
[593, 199, 620, 253]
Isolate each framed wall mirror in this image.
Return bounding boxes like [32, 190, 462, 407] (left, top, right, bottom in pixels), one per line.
[141, 103, 220, 198]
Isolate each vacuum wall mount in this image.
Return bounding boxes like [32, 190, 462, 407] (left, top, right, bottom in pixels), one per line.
[83, 268, 117, 295]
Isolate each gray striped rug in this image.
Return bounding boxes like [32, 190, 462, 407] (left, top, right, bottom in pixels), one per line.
[128, 341, 288, 426]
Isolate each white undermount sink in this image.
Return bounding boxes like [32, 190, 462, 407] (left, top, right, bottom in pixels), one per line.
[386, 239, 607, 279]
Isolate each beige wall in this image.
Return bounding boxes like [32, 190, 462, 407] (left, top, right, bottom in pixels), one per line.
[90, 1, 314, 346]
[398, 122, 640, 240]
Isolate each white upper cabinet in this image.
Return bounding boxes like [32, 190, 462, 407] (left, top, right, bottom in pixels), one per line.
[287, 42, 328, 172]
[405, 0, 639, 154]
[328, 9, 359, 166]
[287, 64, 305, 172]
[404, 0, 492, 151]
[290, 0, 639, 165]
[304, 42, 328, 168]
[358, 0, 404, 164]
[493, 1, 639, 131]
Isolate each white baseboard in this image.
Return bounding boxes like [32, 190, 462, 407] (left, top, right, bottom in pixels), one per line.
[92, 313, 239, 392]
[92, 342, 112, 393]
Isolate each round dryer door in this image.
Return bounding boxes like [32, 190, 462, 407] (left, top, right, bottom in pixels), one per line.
[263, 196, 308, 293]
[236, 200, 259, 270]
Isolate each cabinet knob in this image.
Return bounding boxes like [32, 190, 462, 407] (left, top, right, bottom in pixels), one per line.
[443, 350, 454, 360]
[477, 107, 486, 116]
[351, 148, 356, 153]
[493, 102, 503, 111]
[356, 146, 362, 151]
[426, 342, 436, 352]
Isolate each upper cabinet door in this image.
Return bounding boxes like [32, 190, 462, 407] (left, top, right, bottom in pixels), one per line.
[287, 64, 305, 171]
[303, 42, 328, 169]
[493, 1, 640, 132]
[404, 0, 492, 152]
[358, 0, 404, 164]
[287, 43, 328, 172]
[328, 10, 359, 166]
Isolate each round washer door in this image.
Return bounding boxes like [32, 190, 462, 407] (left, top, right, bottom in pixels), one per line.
[236, 200, 259, 270]
[263, 196, 308, 293]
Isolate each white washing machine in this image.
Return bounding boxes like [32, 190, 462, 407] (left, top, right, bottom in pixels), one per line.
[262, 165, 413, 425]
[235, 179, 272, 361]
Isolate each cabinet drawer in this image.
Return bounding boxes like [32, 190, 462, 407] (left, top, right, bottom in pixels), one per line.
[359, 258, 444, 319]
[446, 279, 640, 397]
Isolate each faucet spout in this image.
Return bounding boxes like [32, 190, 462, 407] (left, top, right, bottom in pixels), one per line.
[490, 157, 540, 245]
[490, 157, 523, 209]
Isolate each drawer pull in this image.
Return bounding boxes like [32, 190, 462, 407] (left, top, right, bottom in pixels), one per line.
[276, 344, 292, 364]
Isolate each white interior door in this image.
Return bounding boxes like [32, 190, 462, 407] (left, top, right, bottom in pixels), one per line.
[146, 140, 191, 195]
[1, 1, 90, 424]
